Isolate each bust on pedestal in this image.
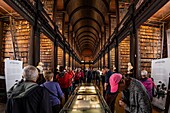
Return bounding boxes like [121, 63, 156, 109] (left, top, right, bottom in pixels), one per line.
[126, 62, 133, 77]
[36, 62, 45, 84]
[37, 62, 44, 74]
[112, 65, 116, 72]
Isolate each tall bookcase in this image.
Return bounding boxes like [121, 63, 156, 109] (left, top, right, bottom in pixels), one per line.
[101, 57, 103, 67]
[105, 53, 108, 67]
[110, 48, 115, 70]
[70, 56, 73, 69]
[119, 36, 130, 75]
[40, 34, 53, 70]
[138, 25, 162, 74]
[58, 46, 63, 66]
[2, 20, 31, 71]
[66, 53, 69, 68]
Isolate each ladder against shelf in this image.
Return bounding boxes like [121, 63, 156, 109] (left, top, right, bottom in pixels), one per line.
[2, 20, 31, 74]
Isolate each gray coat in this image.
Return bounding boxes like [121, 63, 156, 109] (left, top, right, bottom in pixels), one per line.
[124, 78, 152, 113]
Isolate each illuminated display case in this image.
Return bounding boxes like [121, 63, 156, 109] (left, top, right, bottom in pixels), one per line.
[59, 84, 111, 113]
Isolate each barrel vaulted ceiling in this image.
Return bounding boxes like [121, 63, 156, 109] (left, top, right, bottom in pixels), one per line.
[62, 0, 116, 59]
[0, 0, 118, 60]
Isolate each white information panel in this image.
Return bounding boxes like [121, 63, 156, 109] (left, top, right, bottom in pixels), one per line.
[151, 58, 170, 110]
[5, 59, 23, 92]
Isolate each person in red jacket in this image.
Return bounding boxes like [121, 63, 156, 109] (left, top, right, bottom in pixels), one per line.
[66, 67, 75, 94]
[56, 66, 72, 102]
[74, 69, 81, 86]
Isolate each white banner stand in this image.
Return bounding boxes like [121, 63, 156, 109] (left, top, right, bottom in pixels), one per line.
[5, 59, 23, 92]
[151, 58, 170, 110]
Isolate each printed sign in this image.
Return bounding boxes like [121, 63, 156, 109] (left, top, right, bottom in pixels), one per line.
[5, 59, 23, 92]
[151, 58, 170, 110]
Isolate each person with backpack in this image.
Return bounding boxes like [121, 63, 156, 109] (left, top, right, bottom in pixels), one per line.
[41, 71, 64, 113]
[56, 66, 72, 102]
[6, 65, 52, 113]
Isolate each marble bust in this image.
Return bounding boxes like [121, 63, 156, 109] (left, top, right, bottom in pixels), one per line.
[37, 62, 44, 74]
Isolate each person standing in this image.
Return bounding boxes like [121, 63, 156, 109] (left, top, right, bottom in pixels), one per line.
[102, 66, 114, 109]
[6, 65, 52, 113]
[66, 67, 74, 94]
[108, 73, 123, 113]
[56, 66, 72, 102]
[140, 70, 153, 100]
[87, 68, 92, 83]
[118, 76, 152, 113]
[80, 70, 85, 83]
[74, 69, 81, 85]
[41, 71, 64, 113]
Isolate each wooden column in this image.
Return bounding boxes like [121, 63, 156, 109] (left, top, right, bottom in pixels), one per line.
[0, 21, 3, 74]
[29, 26, 40, 66]
[108, 46, 111, 69]
[52, 0, 58, 75]
[53, 33, 58, 75]
[100, 56, 102, 69]
[72, 56, 74, 70]
[109, 14, 111, 37]
[63, 45, 66, 68]
[98, 58, 99, 69]
[71, 32, 73, 47]
[104, 25, 106, 44]
[28, 0, 40, 66]
[68, 24, 70, 43]
[130, 3, 138, 78]
[68, 50, 71, 67]
[62, 12, 65, 36]
[53, 0, 57, 23]
[115, 0, 119, 72]
[103, 53, 105, 66]
[101, 33, 103, 49]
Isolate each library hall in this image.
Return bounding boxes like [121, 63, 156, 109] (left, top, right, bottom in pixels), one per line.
[0, 0, 170, 113]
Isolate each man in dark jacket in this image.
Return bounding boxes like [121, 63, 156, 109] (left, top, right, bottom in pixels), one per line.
[6, 65, 52, 113]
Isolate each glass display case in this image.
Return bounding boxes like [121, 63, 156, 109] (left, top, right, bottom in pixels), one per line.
[59, 84, 111, 113]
